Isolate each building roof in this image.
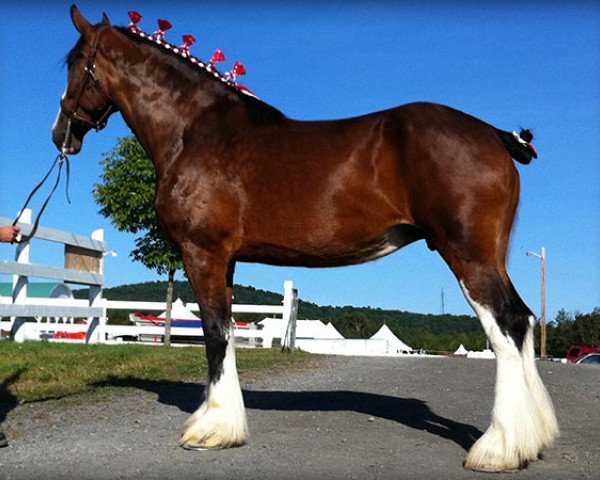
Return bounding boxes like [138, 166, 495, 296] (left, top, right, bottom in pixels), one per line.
[0, 282, 65, 298]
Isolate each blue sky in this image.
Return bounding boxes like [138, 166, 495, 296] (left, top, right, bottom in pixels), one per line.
[1, 2, 598, 320]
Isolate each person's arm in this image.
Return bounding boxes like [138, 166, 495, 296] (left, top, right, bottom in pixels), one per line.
[0, 225, 21, 243]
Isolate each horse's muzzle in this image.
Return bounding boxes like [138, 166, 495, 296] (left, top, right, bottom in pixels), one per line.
[52, 114, 84, 155]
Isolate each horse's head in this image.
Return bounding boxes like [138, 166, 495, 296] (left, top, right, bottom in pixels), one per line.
[52, 5, 115, 154]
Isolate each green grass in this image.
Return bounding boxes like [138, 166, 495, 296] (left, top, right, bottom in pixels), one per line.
[0, 342, 320, 404]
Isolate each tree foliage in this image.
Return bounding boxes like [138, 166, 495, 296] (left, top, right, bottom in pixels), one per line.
[93, 136, 183, 275]
[94, 136, 183, 346]
[546, 308, 600, 357]
[94, 137, 157, 234]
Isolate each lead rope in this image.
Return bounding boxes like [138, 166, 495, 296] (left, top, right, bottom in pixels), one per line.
[11, 120, 73, 243]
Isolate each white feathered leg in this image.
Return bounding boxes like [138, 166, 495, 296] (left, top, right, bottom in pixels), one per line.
[180, 328, 248, 449]
[521, 316, 559, 454]
[462, 286, 557, 471]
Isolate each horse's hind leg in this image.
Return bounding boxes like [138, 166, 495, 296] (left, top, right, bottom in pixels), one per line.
[440, 252, 558, 471]
[178, 247, 248, 450]
[506, 279, 558, 454]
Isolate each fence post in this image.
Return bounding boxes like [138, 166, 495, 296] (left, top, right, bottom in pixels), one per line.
[262, 335, 273, 348]
[10, 209, 32, 341]
[86, 228, 105, 344]
[248, 321, 256, 347]
[289, 287, 298, 352]
[282, 280, 298, 352]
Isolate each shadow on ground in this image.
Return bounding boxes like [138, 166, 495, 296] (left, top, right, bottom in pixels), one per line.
[0, 369, 24, 445]
[0, 370, 23, 422]
[93, 377, 482, 451]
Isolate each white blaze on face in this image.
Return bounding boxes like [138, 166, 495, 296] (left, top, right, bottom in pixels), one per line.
[52, 87, 67, 133]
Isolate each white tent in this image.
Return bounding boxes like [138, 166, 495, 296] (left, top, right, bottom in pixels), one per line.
[370, 324, 412, 353]
[258, 318, 343, 340]
[324, 322, 345, 339]
[50, 283, 74, 299]
[296, 320, 328, 338]
[159, 298, 200, 319]
[454, 344, 469, 355]
[48, 283, 75, 324]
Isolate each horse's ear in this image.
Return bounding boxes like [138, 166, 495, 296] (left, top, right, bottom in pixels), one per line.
[70, 4, 92, 35]
[101, 12, 112, 27]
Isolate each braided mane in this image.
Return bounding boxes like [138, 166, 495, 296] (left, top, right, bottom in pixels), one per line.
[115, 26, 286, 126]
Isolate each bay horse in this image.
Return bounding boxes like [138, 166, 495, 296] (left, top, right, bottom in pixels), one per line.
[52, 6, 558, 472]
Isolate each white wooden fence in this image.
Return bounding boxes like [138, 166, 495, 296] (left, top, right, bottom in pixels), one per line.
[0, 210, 298, 347]
[0, 209, 105, 342]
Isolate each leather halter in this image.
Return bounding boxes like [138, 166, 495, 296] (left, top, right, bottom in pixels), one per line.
[59, 27, 114, 131]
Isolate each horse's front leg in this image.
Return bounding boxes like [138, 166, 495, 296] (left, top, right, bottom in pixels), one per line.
[179, 249, 248, 450]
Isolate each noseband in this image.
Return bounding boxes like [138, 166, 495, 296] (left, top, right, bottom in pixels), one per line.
[60, 27, 114, 132]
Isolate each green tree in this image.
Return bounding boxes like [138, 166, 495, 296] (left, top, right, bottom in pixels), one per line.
[94, 136, 184, 346]
[546, 308, 600, 357]
[333, 311, 378, 339]
[572, 309, 600, 346]
[547, 309, 573, 357]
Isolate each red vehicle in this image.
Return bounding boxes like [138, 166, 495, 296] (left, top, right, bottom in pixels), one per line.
[566, 345, 600, 363]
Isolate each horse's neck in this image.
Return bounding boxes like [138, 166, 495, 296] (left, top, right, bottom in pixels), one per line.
[103, 31, 235, 175]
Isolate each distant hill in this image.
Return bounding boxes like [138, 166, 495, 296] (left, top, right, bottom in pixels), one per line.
[74, 281, 485, 352]
[75, 281, 287, 307]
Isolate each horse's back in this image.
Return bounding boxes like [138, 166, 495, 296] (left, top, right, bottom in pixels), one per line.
[284, 100, 514, 178]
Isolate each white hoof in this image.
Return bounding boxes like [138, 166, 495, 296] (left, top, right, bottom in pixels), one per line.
[464, 426, 527, 472]
[180, 333, 248, 450]
[180, 400, 248, 450]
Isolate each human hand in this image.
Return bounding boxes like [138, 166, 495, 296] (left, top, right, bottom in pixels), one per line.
[0, 225, 21, 243]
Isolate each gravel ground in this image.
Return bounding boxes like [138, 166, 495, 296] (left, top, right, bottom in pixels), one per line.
[0, 355, 598, 480]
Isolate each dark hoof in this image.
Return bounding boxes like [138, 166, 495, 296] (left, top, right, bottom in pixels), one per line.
[180, 443, 209, 451]
[0, 430, 8, 448]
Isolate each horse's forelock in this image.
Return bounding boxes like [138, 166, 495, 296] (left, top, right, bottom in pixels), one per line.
[65, 35, 87, 67]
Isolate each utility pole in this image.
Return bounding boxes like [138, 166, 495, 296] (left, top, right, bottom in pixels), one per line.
[441, 287, 445, 315]
[526, 247, 547, 361]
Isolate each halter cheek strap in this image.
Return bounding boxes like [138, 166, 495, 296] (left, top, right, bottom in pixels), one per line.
[60, 26, 115, 132]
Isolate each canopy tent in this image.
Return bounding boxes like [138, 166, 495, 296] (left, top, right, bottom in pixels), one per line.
[131, 299, 249, 333]
[258, 318, 344, 339]
[324, 322, 345, 339]
[131, 298, 202, 329]
[454, 344, 469, 355]
[159, 298, 200, 320]
[369, 324, 412, 353]
[49, 283, 74, 299]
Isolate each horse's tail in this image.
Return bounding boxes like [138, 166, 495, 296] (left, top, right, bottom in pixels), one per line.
[495, 128, 538, 165]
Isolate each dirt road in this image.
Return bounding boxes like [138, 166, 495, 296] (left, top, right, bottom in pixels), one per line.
[1, 355, 598, 480]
